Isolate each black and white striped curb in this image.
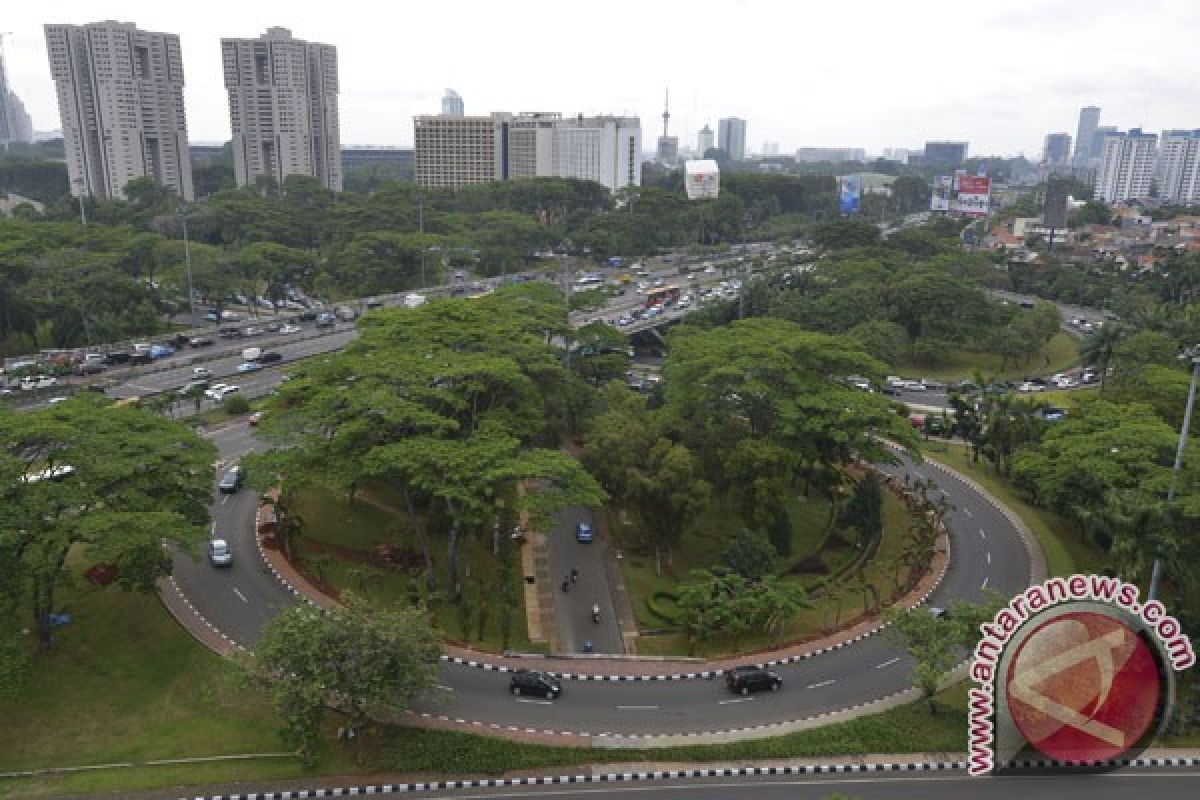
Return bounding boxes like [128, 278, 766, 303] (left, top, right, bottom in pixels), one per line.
[163, 574, 247, 653]
[177, 757, 1200, 798]
[254, 504, 317, 605]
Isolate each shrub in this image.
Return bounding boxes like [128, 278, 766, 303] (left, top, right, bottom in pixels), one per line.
[223, 394, 250, 414]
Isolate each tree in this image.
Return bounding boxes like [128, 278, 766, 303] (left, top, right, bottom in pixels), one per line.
[0, 397, 215, 648]
[719, 529, 777, 581]
[248, 597, 440, 762]
[1079, 323, 1126, 391]
[626, 438, 711, 574]
[840, 472, 884, 547]
[810, 219, 881, 250]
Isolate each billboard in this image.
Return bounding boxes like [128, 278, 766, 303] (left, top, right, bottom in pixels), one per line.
[955, 175, 991, 216]
[931, 175, 952, 211]
[684, 159, 720, 200]
[1044, 178, 1069, 229]
[838, 175, 862, 214]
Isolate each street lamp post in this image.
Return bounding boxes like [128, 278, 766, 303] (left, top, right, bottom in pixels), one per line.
[1148, 346, 1200, 601]
[179, 204, 196, 323]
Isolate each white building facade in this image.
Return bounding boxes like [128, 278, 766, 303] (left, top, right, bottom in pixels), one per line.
[45, 20, 194, 200]
[1157, 130, 1200, 205]
[1094, 128, 1158, 203]
[221, 27, 342, 192]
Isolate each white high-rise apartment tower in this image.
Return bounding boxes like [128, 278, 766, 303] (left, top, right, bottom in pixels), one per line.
[442, 89, 464, 117]
[1094, 129, 1158, 203]
[697, 124, 714, 156]
[1157, 130, 1200, 205]
[221, 27, 342, 191]
[44, 20, 194, 200]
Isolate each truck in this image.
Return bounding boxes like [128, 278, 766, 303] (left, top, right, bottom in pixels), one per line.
[403, 293, 427, 308]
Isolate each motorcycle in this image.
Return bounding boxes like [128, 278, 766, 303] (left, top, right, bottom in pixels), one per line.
[591, 604, 601, 624]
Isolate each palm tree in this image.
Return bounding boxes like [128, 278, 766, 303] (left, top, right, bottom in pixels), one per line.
[1080, 323, 1126, 392]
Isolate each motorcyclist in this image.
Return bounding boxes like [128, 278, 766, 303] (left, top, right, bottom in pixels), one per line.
[591, 603, 601, 623]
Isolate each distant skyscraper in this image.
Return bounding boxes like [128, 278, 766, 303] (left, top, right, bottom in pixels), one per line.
[1073, 106, 1101, 165]
[222, 27, 342, 192]
[1094, 128, 1157, 203]
[0, 51, 34, 144]
[1042, 132, 1072, 166]
[697, 124, 714, 156]
[45, 20, 194, 200]
[717, 117, 747, 160]
[442, 89, 464, 117]
[1090, 126, 1117, 163]
[923, 140, 968, 166]
[1157, 130, 1200, 205]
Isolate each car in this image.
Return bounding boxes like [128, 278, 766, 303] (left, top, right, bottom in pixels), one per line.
[1017, 381, 1044, 393]
[1081, 370, 1098, 384]
[104, 351, 131, 365]
[207, 539, 233, 567]
[366, 298, 384, 309]
[204, 311, 220, 322]
[237, 361, 263, 373]
[919, 379, 945, 390]
[725, 665, 783, 695]
[220, 310, 242, 321]
[218, 466, 244, 494]
[265, 321, 283, 333]
[278, 324, 303, 335]
[509, 669, 562, 699]
[189, 336, 214, 348]
[575, 521, 594, 543]
[247, 411, 266, 426]
[205, 383, 240, 401]
[704, 265, 717, 274]
[257, 351, 283, 364]
[315, 312, 336, 328]
[148, 344, 174, 359]
[129, 353, 153, 365]
[78, 360, 106, 375]
[193, 366, 213, 379]
[47, 396, 69, 406]
[242, 326, 263, 337]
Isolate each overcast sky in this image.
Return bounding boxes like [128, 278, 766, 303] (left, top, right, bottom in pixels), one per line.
[5, 0, 1198, 157]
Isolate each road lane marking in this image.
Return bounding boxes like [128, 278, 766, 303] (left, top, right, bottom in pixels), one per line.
[618, 705, 660, 710]
[434, 684, 455, 692]
[875, 657, 900, 669]
[515, 698, 553, 706]
[986, 552, 992, 565]
[221, 495, 229, 505]
[232, 587, 248, 603]
[718, 697, 754, 705]
[807, 680, 836, 689]
[963, 507, 973, 518]
[982, 576, 990, 590]
[979, 528, 987, 539]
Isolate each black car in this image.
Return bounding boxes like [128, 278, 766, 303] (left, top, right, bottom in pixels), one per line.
[257, 351, 283, 364]
[189, 336, 215, 348]
[509, 669, 562, 699]
[104, 351, 131, 365]
[725, 665, 783, 695]
[218, 465, 244, 494]
[219, 326, 242, 338]
[129, 353, 153, 365]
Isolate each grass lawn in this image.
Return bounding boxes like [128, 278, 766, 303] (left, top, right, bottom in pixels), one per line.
[925, 443, 1107, 578]
[288, 484, 536, 653]
[897, 332, 1080, 383]
[0, 576, 360, 798]
[620, 489, 920, 658]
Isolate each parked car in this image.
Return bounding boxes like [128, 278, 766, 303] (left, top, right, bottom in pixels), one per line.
[725, 665, 783, 695]
[207, 539, 233, 567]
[509, 669, 562, 699]
[575, 521, 594, 543]
[218, 465, 244, 494]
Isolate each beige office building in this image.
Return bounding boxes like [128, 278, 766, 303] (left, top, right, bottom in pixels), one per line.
[45, 20, 194, 201]
[414, 115, 505, 188]
[221, 27, 342, 191]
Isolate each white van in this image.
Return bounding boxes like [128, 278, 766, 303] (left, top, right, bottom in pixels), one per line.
[241, 347, 262, 362]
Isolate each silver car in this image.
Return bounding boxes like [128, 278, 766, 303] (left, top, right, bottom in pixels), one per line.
[208, 539, 233, 567]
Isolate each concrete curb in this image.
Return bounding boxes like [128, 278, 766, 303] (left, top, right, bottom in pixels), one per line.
[172, 756, 1200, 799]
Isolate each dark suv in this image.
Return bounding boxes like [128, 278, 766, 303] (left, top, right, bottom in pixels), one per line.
[725, 665, 783, 695]
[218, 465, 244, 494]
[509, 669, 562, 699]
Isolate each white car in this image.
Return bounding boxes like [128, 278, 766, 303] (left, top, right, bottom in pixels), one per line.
[278, 324, 303, 335]
[205, 383, 240, 401]
[193, 366, 213, 379]
[1017, 382, 1044, 393]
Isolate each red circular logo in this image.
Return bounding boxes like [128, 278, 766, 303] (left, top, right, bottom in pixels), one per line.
[1005, 611, 1161, 763]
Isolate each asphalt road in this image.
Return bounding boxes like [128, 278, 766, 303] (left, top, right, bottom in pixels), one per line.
[549, 508, 624, 655]
[189, 427, 1029, 737]
[354, 768, 1200, 800]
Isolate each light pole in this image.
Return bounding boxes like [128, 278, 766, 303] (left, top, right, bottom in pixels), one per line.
[179, 204, 195, 323]
[1148, 346, 1200, 601]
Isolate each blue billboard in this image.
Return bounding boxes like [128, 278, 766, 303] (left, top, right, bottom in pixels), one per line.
[839, 175, 862, 214]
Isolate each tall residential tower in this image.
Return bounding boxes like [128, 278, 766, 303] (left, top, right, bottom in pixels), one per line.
[221, 27, 342, 191]
[44, 20, 194, 200]
[1094, 128, 1158, 203]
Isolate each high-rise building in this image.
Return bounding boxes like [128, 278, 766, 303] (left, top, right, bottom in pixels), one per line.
[415, 112, 641, 192]
[1094, 128, 1158, 203]
[442, 89, 464, 117]
[717, 117, 747, 160]
[923, 140, 968, 166]
[1157, 130, 1200, 205]
[1042, 132, 1072, 166]
[656, 135, 679, 165]
[222, 27, 342, 192]
[1089, 126, 1117, 164]
[697, 124, 714, 156]
[0, 52, 35, 145]
[1073, 106, 1101, 165]
[45, 20, 194, 200]
[795, 147, 866, 163]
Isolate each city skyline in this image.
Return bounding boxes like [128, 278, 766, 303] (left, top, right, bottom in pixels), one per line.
[4, 1, 1200, 155]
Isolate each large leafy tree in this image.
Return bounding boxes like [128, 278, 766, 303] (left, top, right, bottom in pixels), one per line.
[0, 397, 215, 650]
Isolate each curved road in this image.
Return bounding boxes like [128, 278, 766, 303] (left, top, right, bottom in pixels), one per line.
[174, 422, 1031, 738]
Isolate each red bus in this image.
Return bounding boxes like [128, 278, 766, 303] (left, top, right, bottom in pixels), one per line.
[645, 286, 681, 308]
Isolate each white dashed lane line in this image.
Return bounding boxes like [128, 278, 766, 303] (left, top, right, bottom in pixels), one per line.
[986, 552, 992, 565]
[515, 698, 554, 706]
[232, 587, 248, 603]
[982, 576, 990, 590]
[718, 697, 755, 705]
[618, 705, 660, 711]
[875, 657, 900, 669]
[807, 680, 836, 689]
[963, 507, 973, 518]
